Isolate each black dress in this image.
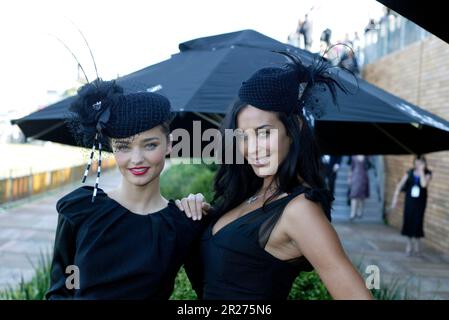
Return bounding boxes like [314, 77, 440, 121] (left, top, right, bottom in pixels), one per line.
[401, 169, 432, 238]
[45, 186, 207, 299]
[198, 185, 333, 300]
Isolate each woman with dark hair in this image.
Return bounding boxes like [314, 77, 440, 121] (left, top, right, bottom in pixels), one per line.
[46, 80, 207, 299]
[391, 155, 432, 256]
[177, 54, 373, 299]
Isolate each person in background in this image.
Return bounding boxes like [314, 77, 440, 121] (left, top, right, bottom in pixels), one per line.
[320, 28, 332, 47]
[352, 31, 364, 67]
[348, 155, 370, 221]
[323, 155, 342, 197]
[391, 155, 432, 256]
[298, 14, 313, 51]
[339, 50, 360, 76]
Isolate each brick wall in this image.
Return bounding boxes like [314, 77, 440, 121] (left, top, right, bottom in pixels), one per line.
[363, 35, 449, 254]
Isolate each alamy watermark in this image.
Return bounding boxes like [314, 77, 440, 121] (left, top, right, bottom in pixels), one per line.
[65, 265, 80, 290]
[365, 265, 380, 290]
[64, 263, 382, 291]
[169, 121, 279, 175]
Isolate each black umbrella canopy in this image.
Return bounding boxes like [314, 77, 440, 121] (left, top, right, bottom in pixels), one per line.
[12, 29, 449, 155]
[11, 30, 307, 147]
[117, 30, 309, 113]
[314, 67, 449, 154]
[11, 96, 77, 146]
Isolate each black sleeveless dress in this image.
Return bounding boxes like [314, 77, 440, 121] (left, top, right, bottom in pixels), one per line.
[401, 169, 432, 238]
[199, 185, 333, 300]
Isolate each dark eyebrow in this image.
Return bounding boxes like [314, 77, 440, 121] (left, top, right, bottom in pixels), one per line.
[113, 139, 131, 145]
[236, 125, 273, 133]
[255, 125, 273, 130]
[141, 137, 160, 143]
[113, 137, 160, 145]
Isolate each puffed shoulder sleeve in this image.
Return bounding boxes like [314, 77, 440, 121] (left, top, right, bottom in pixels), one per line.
[46, 187, 99, 299]
[303, 188, 334, 222]
[45, 213, 76, 299]
[55, 187, 100, 225]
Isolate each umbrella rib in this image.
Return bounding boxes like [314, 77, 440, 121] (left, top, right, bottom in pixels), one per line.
[181, 49, 236, 112]
[192, 112, 221, 127]
[372, 123, 415, 154]
[28, 121, 67, 140]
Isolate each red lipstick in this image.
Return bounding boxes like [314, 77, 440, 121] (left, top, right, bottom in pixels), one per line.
[128, 167, 150, 176]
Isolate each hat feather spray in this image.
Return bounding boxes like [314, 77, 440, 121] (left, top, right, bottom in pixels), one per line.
[275, 51, 350, 120]
[53, 24, 116, 202]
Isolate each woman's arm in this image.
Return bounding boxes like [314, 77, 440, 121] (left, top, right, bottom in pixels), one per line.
[391, 173, 408, 209]
[183, 237, 204, 299]
[418, 170, 432, 188]
[45, 214, 77, 299]
[282, 195, 373, 299]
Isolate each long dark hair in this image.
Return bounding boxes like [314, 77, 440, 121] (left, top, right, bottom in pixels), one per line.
[212, 99, 326, 216]
[211, 52, 348, 218]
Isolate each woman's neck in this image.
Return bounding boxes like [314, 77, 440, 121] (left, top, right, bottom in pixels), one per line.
[261, 176, 276, 192]
[260, 174, 309, 193]
[111, 177, 168, 214]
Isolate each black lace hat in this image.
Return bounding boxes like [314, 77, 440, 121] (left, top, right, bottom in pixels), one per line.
[68, 79, 172, 202]
[238, 51, 347, 118]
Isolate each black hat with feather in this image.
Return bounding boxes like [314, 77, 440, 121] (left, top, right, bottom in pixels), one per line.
[238, 51, 348, 118]
[67, 79, 172, 203]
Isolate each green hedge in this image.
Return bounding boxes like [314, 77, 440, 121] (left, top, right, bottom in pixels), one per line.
[161, 163, 216, 202]
[169, 268, 332, 300]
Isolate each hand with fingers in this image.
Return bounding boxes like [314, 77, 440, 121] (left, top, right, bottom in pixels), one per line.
[175, 193, 212, 221]
[389, 193, 399, 212]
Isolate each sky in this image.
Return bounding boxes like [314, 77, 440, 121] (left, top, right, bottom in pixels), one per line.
[0, 0, 385, 118]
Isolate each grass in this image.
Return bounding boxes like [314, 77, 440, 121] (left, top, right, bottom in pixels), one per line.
[0, 252, 51, 300]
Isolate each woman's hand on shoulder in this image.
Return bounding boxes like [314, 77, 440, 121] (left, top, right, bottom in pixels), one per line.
[175, 193, 212, 221]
